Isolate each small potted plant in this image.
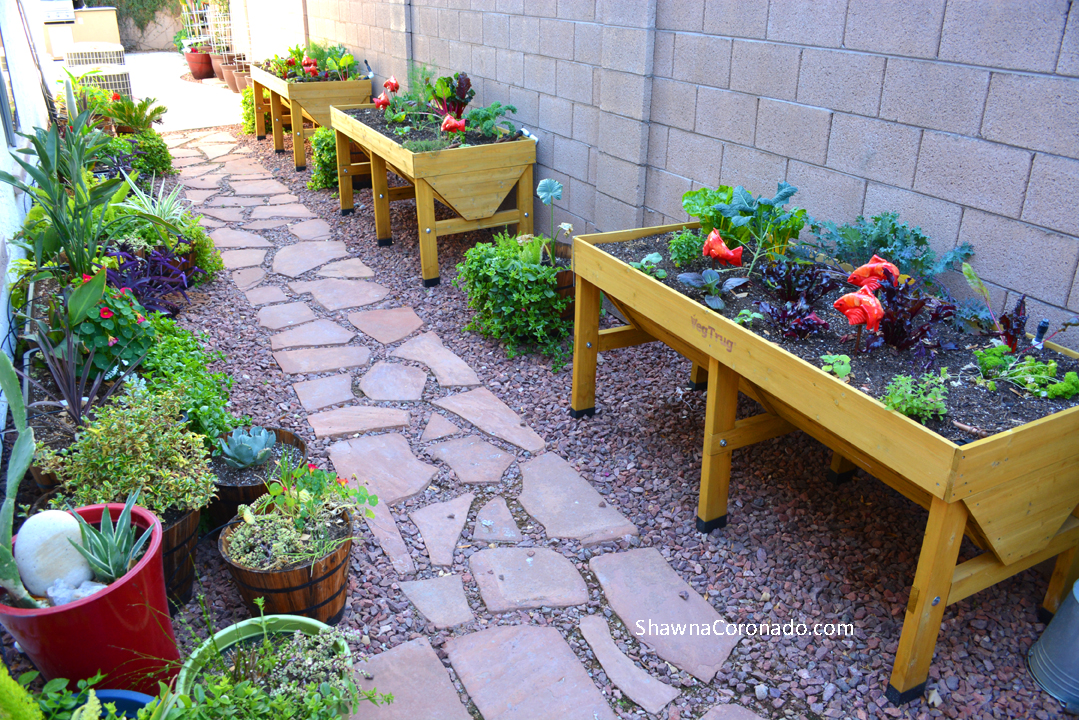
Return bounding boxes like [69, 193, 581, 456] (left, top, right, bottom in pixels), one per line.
[207, 425, 308, 533]
[218, 459, 377, 624]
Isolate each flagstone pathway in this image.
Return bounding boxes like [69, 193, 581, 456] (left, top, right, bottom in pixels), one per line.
[168, 129, 763, 720]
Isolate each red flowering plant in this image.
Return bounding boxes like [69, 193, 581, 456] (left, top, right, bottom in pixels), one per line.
[69, 276, 156, 375]
[263, 42, 359, 82]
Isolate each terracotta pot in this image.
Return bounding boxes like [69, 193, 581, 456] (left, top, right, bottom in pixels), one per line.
[221, 63, 239, 93]
[207, 427, 308, 533]
[234, 71, 250, 91]
[209, 52, 224, 80]
[0, 504, 180, 694]
[184, 50, 214, 80]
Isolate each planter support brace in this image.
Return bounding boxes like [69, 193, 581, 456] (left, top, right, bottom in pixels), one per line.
[697, 356, 736, 533]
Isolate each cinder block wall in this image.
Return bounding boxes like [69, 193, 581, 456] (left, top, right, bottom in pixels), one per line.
[293, 0, 1079, 347]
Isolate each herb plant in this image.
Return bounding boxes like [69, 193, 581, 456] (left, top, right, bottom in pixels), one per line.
[629, 252, 667, 279]
[971, 345, 1079, 399]
[668, 228, 703, 268]
[882, 370, 949, 423]
[760, 258, 841, 304]
[757, 299, 830, 339]
[678, 269, 748, 310]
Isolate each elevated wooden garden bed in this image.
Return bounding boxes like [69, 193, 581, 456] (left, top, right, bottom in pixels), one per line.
[329, 105, 536, 286]
[570, 221, 1079, 705]
[250, 66, 372, 171]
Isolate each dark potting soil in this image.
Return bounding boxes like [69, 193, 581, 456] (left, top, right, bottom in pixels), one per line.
[211, 444, 294, 487]
[341, 106, 518, 150]
[603, 232, 1079, 444]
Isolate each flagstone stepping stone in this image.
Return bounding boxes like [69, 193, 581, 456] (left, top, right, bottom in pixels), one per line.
[198, 217, 225, 228]
[317, 258, 373, 279]
[245, 285, 288, 306]
[472, 496, 522, 544]
[430, 435, 513, 485]
[700, 705, 766, 720]
[165, 136, 190, 148]
[244, 219, 290, 230]
[232, 267, 265, 290]
[207, 153, 246, 163]
[171, 148, 201, 158]
[179, 164, 213, 177]
[359, 362, 427, 401]
[231, 179, 290, 195]
[230, 173, 274, 181]
[363, 500, 416, 575]
[433, 388, 545, 453]
[292, 374, 356, 412]
[349, 307, 423, 343]
[579, 615, 680, 715]
[199, 144, 236, 159]
[272, 241, 349, 278]
[470, 547, 586, 612]
[184, 189, 215, 203]
[257, 301, 316, 330]
[410, 493, 474, 566]
[354, 637, 470, 720]
[290, 279, 390, 311]
[421, 413, 460, 441]
[222, 159, 269, 174]
[268, 193, 299, 205]
[273, 346, 371, 374]
[172, 156, 204, 168]
[182, 174, 226, 189]
[446, 625, 616, 720]
[200, 131, 237, 143]
[206, 196, 264, 207]
[200, 207, 246, 222]
[250, 203, 315, 220]
[329, 433, 437, 504]
[589, 548, 739, 682]
[210, 228, 272, 248]
[220, 249, 267, 269]
[270, 319, 353, 349]
[399, 575, 474, 629]
[391, 332, 479, 388]
[518, 453, 637, 545]
[289, 218, 332, 240]
[307, 405, 409, 440]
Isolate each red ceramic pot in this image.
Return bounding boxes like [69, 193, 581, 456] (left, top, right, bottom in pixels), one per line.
[184, 51, 215, 80]
[0, 505, 180, 694]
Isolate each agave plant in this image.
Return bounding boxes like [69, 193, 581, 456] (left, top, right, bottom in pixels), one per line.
[220, 426, 277, 469]
[69, 490, 153, 584]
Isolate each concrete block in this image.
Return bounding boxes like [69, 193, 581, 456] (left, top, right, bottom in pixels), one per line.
[1025, 297, 1079, 351]
[959, 210, 1079, 307]
[533, 127, 555, 168]
[574, 22, 602, 65]
[524, 0, 557, 18]
[983, 73, 1079, 160]
[766, 0, 846, 48]
[556, 60, 594, 104]
[653, 31, 674, 78]
[730, 40, 800, 101]
[438, 9, 459, 39]
[590, 147, 599, 184]
[496, 0, 523, 12]
[695, 87, 757, 146]
[703, 0, 766, 38]
[472, 45, 496, 78]
[650, 78, 696, 131]
[657, 0, 704, 31]
[471, 0, 496, 10]
[672, 33, 731, 89]
[915, 131, 1032, 218]
[559, 0, 595, 21]
[596, 0, 656, 29]
[645, 167, 693, 220]
[796, 48, 886, 117]
[648, 123, 669, 167]
[507, 85, 539, 127]
[1059, 6, 1079, 76]
[539, 18, 575, 61]
[598, 113, 649, 164]
[754, 99, 831, 165]
[826, 114, 921, 188]
[538, 94, 573, 137]
[719, 144, 788, 195]
[597, 69, 651, 121]
[862, 183, 963, 258]
[879, 59, 989, 137]
[459, 10, 484, 43]
[666, 128, 724, 187]
[572, 102, 598, 145]
[482, 12, 508, 48]
[1023, 153, 1079, 237]
[508, 15, 540, 54]
[786, 162, 866, 226]
[554, 135, 592, 182]
[449, 40, 472, 73]
[594, 191, 644, 231]
[603, 26, 653, 75]
[597, 153, 646, 205]
[844, 0, 944, 59]
[1071, 267, 1079, 312]
[568, 177, 597, 221]
[415, 5, 438, 37]
[939, 0, 1068, 73]
[523, 54, 556, 93]
[495, 49, 524, 86]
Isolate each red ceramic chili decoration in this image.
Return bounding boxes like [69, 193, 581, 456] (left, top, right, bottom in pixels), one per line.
[701, 229, 743, 267]
[847, 254, 899, 292]
[833, 286, 884, 332]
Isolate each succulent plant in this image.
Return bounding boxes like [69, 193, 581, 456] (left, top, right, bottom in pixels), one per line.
[69, 490, 152, 584]
[220, 426, 277, 469]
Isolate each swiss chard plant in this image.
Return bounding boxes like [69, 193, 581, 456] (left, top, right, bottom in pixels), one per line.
[426, 72, 475, 118]
[681, 186, 735, 237]
[711, 182, 809, 275]
[678, 269, 748, 310]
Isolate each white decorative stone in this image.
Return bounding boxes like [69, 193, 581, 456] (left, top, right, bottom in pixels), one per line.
[14, 510, 93, 596]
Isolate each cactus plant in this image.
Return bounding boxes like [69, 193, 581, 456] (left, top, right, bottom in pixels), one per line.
[220, 426, 277, 469]
[0, 352, 45, 608]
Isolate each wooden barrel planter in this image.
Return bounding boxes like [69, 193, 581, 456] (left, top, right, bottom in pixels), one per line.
[206, 427, 308, 533]
[218, 512, 352, 625]
[162, 509, 200, 610]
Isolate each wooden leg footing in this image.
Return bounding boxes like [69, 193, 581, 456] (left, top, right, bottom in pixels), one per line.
[295, 165, 306, 172]
[827, 469, 857, 484]
[692, 381, 708, 391]
[885, 682, 925, 705]
[424, 277, 441, 288]
[275, 149, 285, 154]
[1037, 606, 1055, 624]
[340, 208, 354, 216]
[569, 407, 595, 419]
[696, 515, 727, 533]
[377, 238, 393, 247]
[256, 135, 265, 140]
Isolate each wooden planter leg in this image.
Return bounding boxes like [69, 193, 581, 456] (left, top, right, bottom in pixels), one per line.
[335, 129, 354, 215]
[270, 91, 285, 153]
[370, 153, 391, 242]
[828, 452, 858, 484]
[291, 102, 306, 171]
[570, 277, 601, 419]
[698, 357, 737, 533]
[253, 81, 266, 139]
[415, 179, 440, 287]
[1040, 524, 1079, 622]
[690, 361, 708, 391]
[516, 164, 534, 236]
[887, 496, 968, 705]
